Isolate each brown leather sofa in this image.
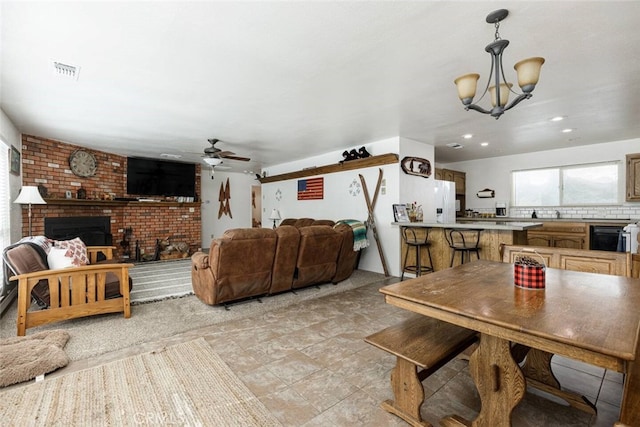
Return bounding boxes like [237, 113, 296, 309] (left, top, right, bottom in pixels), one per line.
[191, 219, 360, 306]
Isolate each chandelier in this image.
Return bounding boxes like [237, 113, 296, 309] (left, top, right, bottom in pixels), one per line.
[454, 9, 545, 119]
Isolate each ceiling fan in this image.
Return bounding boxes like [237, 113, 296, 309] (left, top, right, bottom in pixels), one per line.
[202, 138, 251, 164]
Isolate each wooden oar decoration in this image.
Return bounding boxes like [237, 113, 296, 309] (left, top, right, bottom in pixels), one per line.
[224, 178, 232, 218]
[359, 168, 389, 276]
[217, 182, 226, 219]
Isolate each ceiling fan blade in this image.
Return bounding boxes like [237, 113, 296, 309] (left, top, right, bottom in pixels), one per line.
[216, 150, 235, 157]
[220, 154, 251, 162]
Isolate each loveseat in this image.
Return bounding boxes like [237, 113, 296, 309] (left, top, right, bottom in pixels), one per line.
[191, 218, 364, 306]
[3, 237, 133, 335]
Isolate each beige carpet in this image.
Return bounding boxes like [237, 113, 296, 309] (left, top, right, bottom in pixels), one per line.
[0, 270, 387, 362]
[0, 338, 281, 426]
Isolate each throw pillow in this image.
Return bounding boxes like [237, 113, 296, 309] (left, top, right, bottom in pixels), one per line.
[53, 237, 90, 266]
[47, 247, 75, 269]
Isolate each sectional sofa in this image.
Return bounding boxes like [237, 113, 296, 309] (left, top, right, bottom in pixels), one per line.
[191, 218, 362, 306]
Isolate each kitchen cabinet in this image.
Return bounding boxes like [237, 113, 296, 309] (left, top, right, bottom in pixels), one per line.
[627, 153, 640, 202]
[527, 222, 588, 249]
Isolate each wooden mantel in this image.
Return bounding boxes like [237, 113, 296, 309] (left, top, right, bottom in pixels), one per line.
[259, 153, 399, 184]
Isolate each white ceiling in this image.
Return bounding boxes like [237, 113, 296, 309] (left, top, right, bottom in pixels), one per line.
[2, 1, 640, 173]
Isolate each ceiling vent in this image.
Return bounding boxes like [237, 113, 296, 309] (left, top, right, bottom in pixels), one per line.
[52, 61, 80, 80]
[446, 143, 464, 149]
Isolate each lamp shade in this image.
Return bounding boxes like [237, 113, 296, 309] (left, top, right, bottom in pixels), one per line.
[489, 83, 513, 107]
[514, 57, 545, 92]
[269, 209, 281, 220]
[13, 186, 46, 205]
[454, 73, 480, 104]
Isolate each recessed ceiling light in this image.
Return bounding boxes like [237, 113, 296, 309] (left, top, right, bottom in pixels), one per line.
[480, 142, 489, 147]
[562, 128, 574, 133]
[550, 116, 565, 122]
[462, 134, 473, 139]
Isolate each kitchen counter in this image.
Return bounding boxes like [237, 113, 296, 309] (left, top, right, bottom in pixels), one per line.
[393, 221, 535, 272]
[392, 221, 543, 231]
[458, 217, 637, 224]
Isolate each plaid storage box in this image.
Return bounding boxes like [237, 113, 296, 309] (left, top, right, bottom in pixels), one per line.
[514, 253, 546, 289]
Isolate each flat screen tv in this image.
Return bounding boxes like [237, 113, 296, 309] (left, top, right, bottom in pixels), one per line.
[126, 157, 196, 197]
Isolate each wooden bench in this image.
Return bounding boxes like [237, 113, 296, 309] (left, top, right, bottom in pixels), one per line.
[364, 315, 478, 427]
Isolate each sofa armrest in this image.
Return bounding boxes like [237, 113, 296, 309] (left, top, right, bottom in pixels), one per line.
[11, 263, 133, 336]
[191, 251, 210, 270]
[87, 246, 116, 263]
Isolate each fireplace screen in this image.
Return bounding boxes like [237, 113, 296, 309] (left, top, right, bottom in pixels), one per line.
[44, 216, 112, 246]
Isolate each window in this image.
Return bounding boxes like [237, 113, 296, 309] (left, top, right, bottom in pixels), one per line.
[0, 139, 12, 287]
[512, 162, 619, 207]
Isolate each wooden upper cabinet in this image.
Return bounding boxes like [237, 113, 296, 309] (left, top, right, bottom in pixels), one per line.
[627, 153, 640, 202]
[453, 172, 466, 196]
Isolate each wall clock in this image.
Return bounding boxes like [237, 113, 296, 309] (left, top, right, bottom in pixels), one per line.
[69, 149, 97, 177]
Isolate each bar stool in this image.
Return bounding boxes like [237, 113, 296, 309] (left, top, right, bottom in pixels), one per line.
[445, 228, 482, 267]
[401, 226, 434, 280]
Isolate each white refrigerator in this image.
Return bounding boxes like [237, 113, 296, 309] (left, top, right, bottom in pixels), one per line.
[434, 180, 456, 224]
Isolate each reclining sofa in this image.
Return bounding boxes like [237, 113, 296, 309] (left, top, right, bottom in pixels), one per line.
[191, 218, 362, 306]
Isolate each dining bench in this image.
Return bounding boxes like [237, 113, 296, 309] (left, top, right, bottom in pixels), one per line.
[365, 315, 478, 427]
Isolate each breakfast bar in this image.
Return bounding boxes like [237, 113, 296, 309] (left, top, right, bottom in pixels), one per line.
[393, 221, 543, 272]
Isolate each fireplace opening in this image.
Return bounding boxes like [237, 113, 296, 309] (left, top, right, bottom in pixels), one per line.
[44, 216, 113, 246]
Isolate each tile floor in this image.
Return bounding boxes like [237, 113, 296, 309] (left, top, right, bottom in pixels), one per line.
[15, 274, 624, 426]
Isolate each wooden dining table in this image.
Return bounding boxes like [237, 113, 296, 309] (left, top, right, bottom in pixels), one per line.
[379, 259, 640, 426]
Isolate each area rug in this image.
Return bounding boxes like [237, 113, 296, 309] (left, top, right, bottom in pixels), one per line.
[0, 338, 281, 426]
[128, 258, 193, 303]
[0, 330, 70, 387]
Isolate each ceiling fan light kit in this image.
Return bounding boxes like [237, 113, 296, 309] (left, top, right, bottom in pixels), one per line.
[454, 9, 545, 119]
[203, 157, 223, 166]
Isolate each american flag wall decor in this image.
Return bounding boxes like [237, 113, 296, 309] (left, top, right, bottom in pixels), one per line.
[297, 177, 324, 200]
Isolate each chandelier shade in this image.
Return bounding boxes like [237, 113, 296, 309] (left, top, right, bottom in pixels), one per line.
[454, 9, 544, 119]
[513, 57, 545, 92]
[489, 83, 512, 108]
[454, 73, 480, 105]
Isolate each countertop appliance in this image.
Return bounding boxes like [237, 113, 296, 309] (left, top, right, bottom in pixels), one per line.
[589, 225, 625, 252]
[495, 202, 508, 217]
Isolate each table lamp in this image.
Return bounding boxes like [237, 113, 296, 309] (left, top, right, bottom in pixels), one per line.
[13, 186, 47, 236]
[269, 209, 281, 229]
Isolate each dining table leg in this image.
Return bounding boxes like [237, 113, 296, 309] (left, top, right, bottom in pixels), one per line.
[441, 333, 525, 427]
[521, 348, 596, 414]
[619, 355, 640, 425]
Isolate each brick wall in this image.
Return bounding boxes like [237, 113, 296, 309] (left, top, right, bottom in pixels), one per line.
[18, 134, 202, 258]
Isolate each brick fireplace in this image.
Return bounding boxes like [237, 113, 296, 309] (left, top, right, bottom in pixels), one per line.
[18, 134, 202, 259]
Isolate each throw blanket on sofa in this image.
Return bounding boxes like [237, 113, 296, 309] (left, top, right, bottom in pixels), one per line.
[336, 220, 369, 251]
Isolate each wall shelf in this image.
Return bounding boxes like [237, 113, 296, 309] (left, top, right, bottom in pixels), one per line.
[259, 153, 399, 184]
[43, 198, 201, 208]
